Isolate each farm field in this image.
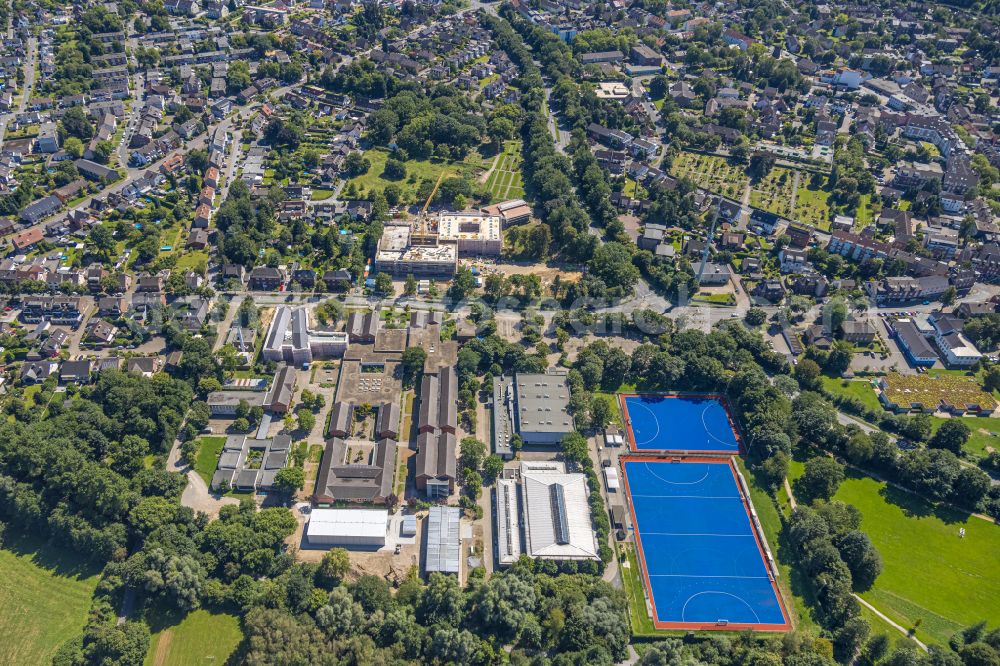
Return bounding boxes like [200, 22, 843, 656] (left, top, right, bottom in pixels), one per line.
[0, 532, 101, 666]
[793, 176, 832, 229]
[484, 140, 525, 201]
[669, 151, 748, 199]
[346, 148, 489, 204]
[749, 166, 796, 218]
[834, 472, 1000, 646]
[145, 609, 243, 666]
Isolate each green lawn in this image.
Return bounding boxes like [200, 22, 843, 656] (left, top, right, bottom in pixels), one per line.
[834, 471, 1000, 646]
[691, 292, 736, 306]
[193, 436, 227, 486]
[144, 608, 243, 666]
[855, 193, 880, 227]
[311, 188, 335, 201]
[346, 148, 489, 205]
[621, 543, 658, 635]
[930, 415, 1000, 460]
[593, 392, 624, 427]
[483, 141, 526, 202]
[0, 531, 101, 666]
[821, 376, 884, 413]
[174, 251, 208, 273]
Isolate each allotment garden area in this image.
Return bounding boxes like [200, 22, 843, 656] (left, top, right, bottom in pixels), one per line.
[669, 151, 833, 228]
[484, 140, 526, 202]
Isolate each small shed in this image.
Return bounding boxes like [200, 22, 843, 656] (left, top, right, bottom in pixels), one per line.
[604, 466, 620, 492]
[401, 515, 417, 537]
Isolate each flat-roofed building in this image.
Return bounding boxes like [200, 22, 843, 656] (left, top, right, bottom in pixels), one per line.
[425, 506, 461, 575]
[263, 305, 349, 364]
[207, 389, 266, 416]
[512, 371, 574, 445]
[492, 375, 516, 459]
[375, 224, 457, 277]
[495, 477, 523, 567]
[494, 461, 599, 565]
[437, 212, 502, 256]
[306, 508, 388, 547]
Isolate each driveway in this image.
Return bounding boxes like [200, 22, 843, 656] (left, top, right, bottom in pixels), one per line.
[180, 470, 239, 518]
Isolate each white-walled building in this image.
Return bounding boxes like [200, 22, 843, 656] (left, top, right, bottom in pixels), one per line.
[262, 306, 349, 364]
[306, 508, 389, 547]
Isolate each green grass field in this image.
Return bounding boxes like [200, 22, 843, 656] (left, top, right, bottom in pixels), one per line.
[691, 292, 736, 305]
[346, 148, 489, 205]
[592, 392, 624, 427]
[193, 436, 227, 486]
[735, 458, 819, 632]
[620, 543, 658, 635]
[144, 608, 243, 666]
[0, 532, 101, 665]
[855, 193, 880, 227]
[174, 251, 208, 273]
[821, 376, 884, 413]
[930, 415, 1000, 460]
[835, 472, 1000, 646]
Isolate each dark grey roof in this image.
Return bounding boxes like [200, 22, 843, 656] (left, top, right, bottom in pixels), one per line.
[314, 437, 396, 502]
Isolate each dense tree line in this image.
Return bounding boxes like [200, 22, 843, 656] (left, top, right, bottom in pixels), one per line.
[483, 14, 599, 266]
[214, 180, 279, 267]
[233, 562, 628, 665]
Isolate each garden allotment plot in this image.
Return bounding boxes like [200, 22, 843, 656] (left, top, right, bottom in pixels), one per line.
[622, 458, 789, 631]
[620, 394, 741, 454]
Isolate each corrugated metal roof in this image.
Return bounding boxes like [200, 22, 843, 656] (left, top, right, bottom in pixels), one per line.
[425, 506, 461, 573]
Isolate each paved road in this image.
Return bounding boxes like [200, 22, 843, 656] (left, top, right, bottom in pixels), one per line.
[0, 35, 37, 145]
[541, 83, 570, 154]
[180, 468, 239, 518]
